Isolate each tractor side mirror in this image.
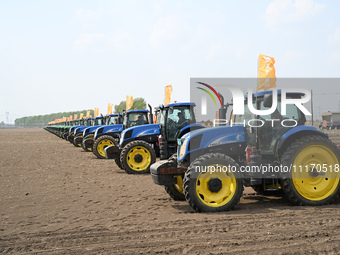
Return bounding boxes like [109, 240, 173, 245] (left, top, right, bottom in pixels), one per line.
[169, 106, 174, 114]
[263, 94, 273, 108]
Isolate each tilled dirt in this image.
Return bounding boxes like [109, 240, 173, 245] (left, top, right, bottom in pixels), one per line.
[1, 128, 340, 254]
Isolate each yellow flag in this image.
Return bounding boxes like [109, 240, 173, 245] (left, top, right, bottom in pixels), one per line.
[79, 113, 84, 119]
[258, 54, 276, 91]
[74, 114, 78, 120]
[94, 108, 99, 117]
[108, 103, 113, 115]
[165, 85, 173, 106]
[86, 110, 91, 118]
[126, 95, 133, 110]
[70, 115, 73, 121]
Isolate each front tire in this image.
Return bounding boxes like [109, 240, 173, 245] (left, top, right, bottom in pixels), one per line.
[93, 135, 117, 159]
[183, 153, 243, 213]
[281, 135, 340, 206]
[164, 176, 185, 201]
[73, 134, 82, 147]
[82, 134, 94, 152]
[120, 140, 156, 174]
[115, 157, 124, 170]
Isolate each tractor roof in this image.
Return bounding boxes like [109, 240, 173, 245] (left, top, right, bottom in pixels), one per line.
[244, 89, 305, 98]
[127, 109, 149, 113]
[165, 102, 196, 108]
[107, 113, 122, 117]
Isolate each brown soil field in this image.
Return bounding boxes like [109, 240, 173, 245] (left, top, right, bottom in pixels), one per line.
[1, 128, 340, 254]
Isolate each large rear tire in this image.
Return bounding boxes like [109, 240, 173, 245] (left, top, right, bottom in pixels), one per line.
[93, 135, 117, 159]
[183, 153, 243, 213]
[281, 135, 340, 206]
[120, 140, 156, 174]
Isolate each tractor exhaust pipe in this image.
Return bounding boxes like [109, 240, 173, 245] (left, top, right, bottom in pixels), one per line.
[218, 93, 227, 126]
[148, 104, 153, 124]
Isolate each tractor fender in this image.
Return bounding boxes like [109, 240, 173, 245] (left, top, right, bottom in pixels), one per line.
[177, 123, 204, 139]
[119, 124, 160, 147]
[277, 125, 328, 157]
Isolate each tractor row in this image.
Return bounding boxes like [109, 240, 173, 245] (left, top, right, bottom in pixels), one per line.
[45, 88, 340, 213]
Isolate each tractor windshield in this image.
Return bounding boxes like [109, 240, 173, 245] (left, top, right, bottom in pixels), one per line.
[85, 119, 92, 126]
[107, 116, 121, 125]
[124, 112, 149, 128]
[165, 106, 194, 142]
[94, 118, 104, 126]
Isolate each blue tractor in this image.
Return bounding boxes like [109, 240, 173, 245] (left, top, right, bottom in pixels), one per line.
[151, 90, 340, 212]
[106, 102, 204, 179]
[67, 118, 88, 143]
[90, 109, 152, 160]
[71, 116, 106, 147]
[81, 113, 123, 152]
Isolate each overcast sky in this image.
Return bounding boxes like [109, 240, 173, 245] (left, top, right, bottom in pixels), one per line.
[1, 0, 340, 124]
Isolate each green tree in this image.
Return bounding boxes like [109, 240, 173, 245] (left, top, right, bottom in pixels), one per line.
[114, 97, 147, 113]
[114, 101, 126, 113]
[131, 97, 147, 110]
[0, 121, 4, 127]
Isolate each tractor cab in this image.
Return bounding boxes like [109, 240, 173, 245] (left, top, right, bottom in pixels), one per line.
[234, 90, 308, 156]
[159, 103, 196, 143]
[123, 109, 150, 129]
[157, 102, 203, 159]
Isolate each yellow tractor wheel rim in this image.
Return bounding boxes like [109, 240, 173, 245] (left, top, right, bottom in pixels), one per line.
[292, 145, 340, 201]
[174, 176, 184, 194]
[97, 139, 114, 157]
[196, 164, 237, 207]
[126, 146, 151, 171]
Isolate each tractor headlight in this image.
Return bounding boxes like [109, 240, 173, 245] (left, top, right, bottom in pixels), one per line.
[178, 138, 189, 160]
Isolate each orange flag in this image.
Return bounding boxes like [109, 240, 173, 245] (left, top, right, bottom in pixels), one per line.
[86, 110, 91, 118]
[79, 113, 84, 119]
[94, 108, 99, 117]
[126, 95, 133, 110]
[70, 115, 73, 121]
[108, 103, 113, 115]
[165, 85, 173, 106]
[258, 54, 276, 91]
[74, 114, 78, 120]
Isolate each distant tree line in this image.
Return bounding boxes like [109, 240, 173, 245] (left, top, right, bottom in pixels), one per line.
[15, 110, 94, 127]
[14, 98, 147, 127]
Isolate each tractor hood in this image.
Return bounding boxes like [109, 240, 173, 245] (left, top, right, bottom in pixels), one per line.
[83, 125, 105, 136]
[69, 125, 82, 133]
[119, 124, 160, 146]
[178, 125, 246, 161]
[74, 126, 88, 135]
[94, 124, 123, 139]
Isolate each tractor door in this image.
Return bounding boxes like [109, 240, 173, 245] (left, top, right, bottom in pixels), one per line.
[165, 106, 194, 142]
[257, 96, 305, 155]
